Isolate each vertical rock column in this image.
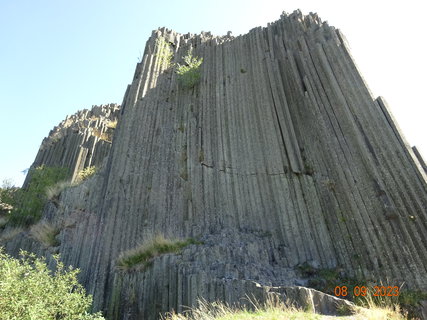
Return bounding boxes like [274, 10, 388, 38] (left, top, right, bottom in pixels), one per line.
[10, 11, 426, 320]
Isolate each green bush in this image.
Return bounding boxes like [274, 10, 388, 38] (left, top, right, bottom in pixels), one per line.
[176, 48, 203, 89]
[8, 166, 70, 226]
[0, 248, 104, 320]
[117, 234, 202, 271]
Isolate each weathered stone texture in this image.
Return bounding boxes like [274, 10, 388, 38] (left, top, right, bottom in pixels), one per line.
[24, 103, 120, 185]
[2, 10, 427, 320]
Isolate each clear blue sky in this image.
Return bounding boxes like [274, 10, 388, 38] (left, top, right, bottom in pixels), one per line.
[1, 0, 426, 187]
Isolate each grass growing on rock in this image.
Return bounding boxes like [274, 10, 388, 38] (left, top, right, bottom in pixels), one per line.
[46, 181, 74, 205]
[30, 221, 60, 247]
[77, 166, 97, 182]
[155, 36, 174, 69]
[106, 119, 118, 129]
[8, 166, 70, 226]
[163, 294, 406, 320]
[117, 235, 201, 271]
[296, 263, 423, 318]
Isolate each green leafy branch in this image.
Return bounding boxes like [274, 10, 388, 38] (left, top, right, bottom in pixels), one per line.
[176, 48, 203, 89]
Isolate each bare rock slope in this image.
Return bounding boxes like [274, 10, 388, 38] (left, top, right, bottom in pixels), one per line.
[3, 10, 427, 319]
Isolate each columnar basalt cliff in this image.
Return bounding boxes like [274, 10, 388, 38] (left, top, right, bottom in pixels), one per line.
[24, 103, 120, 185]
[2, 10, 427, 319]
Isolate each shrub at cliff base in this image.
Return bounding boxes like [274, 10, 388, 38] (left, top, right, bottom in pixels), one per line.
[0, 248, 104, 320]
[8, 165, 70, 226]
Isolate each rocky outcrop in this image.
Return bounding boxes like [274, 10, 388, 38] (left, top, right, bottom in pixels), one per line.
[24, 103, 120, 185]
[2, 10, 427, 320]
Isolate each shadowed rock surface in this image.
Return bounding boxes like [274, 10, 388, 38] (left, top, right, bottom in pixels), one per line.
[2, 10, 427, 320]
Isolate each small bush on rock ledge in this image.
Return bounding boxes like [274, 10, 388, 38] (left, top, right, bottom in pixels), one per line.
[117, 234, 202, 271]
[176, 48, 203, 89]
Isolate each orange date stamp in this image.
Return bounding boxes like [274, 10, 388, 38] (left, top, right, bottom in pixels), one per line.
[334, 285, 400, 297]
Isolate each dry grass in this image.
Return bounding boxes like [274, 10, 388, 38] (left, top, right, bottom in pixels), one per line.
[30, 221, 60, 247]
[100, 132, 112, 142]
[117, 234, 201, 271]
[354, 291, 408, 320]
[106, 120, 118, 129]
[163, 294, 406, 320]
[76, 166, 97, 182]
[92, 128, 112, 142]
[46, 180, 74, 203]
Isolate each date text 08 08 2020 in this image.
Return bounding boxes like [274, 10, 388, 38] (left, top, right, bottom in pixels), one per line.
[334, 286, 400, 297]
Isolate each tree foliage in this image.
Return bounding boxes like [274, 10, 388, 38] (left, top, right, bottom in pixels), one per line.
[0, 248, 104, 320]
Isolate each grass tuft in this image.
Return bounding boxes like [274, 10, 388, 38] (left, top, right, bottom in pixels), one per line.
[162, 293, 406, 320]
[30, 221, 60, 247]
[76, 166, 97, 182]
[117, 234, 202, 271]
[46, 180, 74, 204]
[106, 120, 118, 129]
[355, 293, 407, 320]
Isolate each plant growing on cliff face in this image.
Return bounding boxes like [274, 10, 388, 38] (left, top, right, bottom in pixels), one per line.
[117, 234, 202, 271]
[106, 119, 118, 129]
[176, 48, 203, 89]
[0, 248, 105, 320]
[46, 180, 74, 206]
[155, 36, 174, 69]
[8, 166, 70, 226]
[30, 221, 60, 247]
[77, 166, 97, 182]
[92, 128, 112, 143]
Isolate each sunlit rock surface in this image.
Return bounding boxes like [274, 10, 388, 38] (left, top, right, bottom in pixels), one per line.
[2, 10, 427, 320]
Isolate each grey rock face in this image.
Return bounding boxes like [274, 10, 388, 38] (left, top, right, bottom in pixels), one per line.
[3, 10, 427, 320]
[24, 103, 120, 185]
